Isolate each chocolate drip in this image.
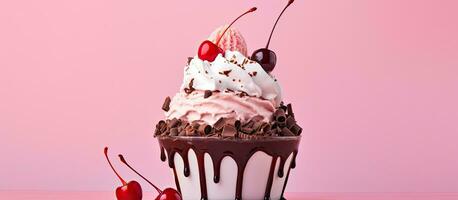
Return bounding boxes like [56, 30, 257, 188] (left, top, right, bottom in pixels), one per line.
[212, 156, 224, 183]
[264, 157, 278, 200]
[158, 136, 300, 200]
[277, 158, 286, 178]
[196, 150, 208, 200]
[160, 147, 166, 161]
[172, 167, 182, 194]
[280, 151, 298, 199]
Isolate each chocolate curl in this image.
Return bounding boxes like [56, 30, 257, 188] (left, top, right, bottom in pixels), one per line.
[281, 127, 295, 136]
[235, 120, 241, 129]
[222, 124, 237, 138]
[226, 118, 241, 129]
[286, 116, 296, 128]
[191, 121, 200, 129]
[184, 78, 195, 94]
[261, 123, 271, 134]
[154, 120, 165, 136]
[167, 118, 180, 128]
[290, 124, 303, 135]
[286, 103, 294, 118]
[169, 128, 179, 136]
[162, 97, 171, 112]
[252, 121, 264, 131]
[274, 109, 286, 124]
[198, 124, 212, 135]
[213, 118, 226, 131]
[279, 102, 287, 112]
[185, 125, 197, 136]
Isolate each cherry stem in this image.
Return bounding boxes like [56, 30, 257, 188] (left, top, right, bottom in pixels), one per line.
[266, 0, 294, 49]
[104, 147, 127, 185]
[216, 7, 257, 46]
[119, 154, 163, 194]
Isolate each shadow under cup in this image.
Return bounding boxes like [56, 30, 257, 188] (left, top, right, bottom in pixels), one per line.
[158, 136, 301, 200]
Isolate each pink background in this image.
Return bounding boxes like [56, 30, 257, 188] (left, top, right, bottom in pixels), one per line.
[1, 0, 457, 193]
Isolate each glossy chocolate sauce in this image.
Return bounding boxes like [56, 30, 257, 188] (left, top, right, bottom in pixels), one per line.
[158, 136, 300, 200]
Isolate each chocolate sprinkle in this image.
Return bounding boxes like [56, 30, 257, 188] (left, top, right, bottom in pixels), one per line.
[204, 90, 212, 98]
[187, 57, 193, 65]
[184, 78, 195, 94]
[219, 70, 232, 77]
[162, 96, 171, 112]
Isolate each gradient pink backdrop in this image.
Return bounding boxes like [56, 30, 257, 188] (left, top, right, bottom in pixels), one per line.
[1, 0, 458, 193]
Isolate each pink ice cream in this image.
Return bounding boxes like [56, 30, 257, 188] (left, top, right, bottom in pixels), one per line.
[208, 25, 248, 57]
[166, 90, 276, 125]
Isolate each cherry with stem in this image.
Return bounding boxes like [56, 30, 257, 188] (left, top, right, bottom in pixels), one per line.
[251, 0, 295, 72]
[104, 147, 143, 200]
[119, 154, 182, 200]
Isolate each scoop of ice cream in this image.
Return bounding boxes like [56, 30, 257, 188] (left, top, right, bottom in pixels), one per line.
[208, 25, 248, 57]
[182, 50, 282, 106]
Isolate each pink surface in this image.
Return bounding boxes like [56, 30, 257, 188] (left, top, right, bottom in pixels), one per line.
[1, 192, 458, 200]
[1, 0, 458, 193]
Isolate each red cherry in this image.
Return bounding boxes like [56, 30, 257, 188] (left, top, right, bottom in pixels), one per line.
[116, 181, 143, 200]
[251, 0, 294, 72]
[197, 7, 257, 62]
[198, 40, 223, 62]
[155, 188, 182, 200]
[119, 155, 182, 200]
[104, 147, 142, 200]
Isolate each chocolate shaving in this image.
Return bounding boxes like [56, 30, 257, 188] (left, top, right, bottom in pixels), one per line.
[162, 96, 171, 112]
[185, 125, 197, 136]
[287, 103, 294, 118]
[187, 57, 193, 65]
[238, 91, 248, 98]
[286, 116, 296, 128]
[219, 70, 232, 77]
[222, 124, 237, 137]
[281, 127, 295, 136]
[274, 109, 286, 123]
[204, 90, 212, 98]
[252, 121, 264, 131]
[168, 118, 180, 128]
[169, 128, 179, 136]
[198, 124, 212, 135]
[261, 123, 271, 133]
[184, 78, 195, 94]
[290, 124, 303, 135]
[213, 118, 226, 131]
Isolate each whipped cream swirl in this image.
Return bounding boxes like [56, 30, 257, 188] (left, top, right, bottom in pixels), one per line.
[181, 50, 282, 106]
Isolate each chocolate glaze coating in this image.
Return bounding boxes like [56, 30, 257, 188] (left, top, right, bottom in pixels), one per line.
[158, 136, 300, 200]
